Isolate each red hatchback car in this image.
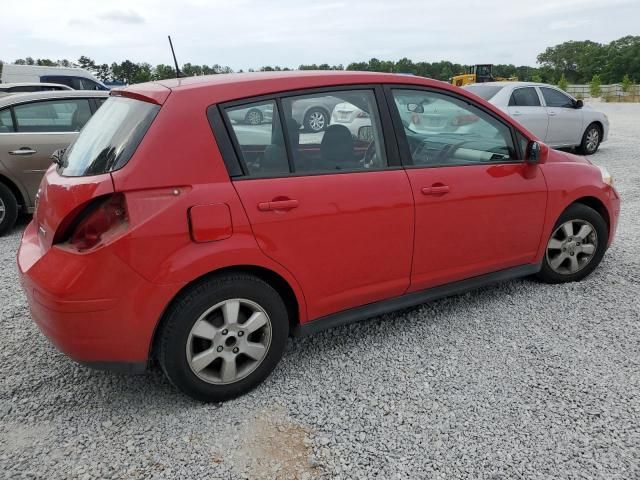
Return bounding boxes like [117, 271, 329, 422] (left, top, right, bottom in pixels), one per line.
[18, 72, 620, 401]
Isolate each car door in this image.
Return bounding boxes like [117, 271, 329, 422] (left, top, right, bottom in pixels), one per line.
[0, 98, 93, 206]
[386, 87, 547, 292]
[506, 86, 549, 140]
[539, 87, 583, 146]
[220, 88, 415, 320]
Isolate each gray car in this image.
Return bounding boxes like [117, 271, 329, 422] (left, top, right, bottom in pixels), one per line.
[0, 90, 108, 234]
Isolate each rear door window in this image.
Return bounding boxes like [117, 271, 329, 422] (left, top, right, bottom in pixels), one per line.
[13, 99, 92, 132]
[59, 96, 159, 176]
[224, 100, 289, 176]
[509, 87, 541, 106]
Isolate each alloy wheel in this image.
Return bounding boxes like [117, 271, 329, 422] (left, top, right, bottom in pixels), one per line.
[186, 299, 272, 385]
[546, 219, 598, 275]
[308, 111, 326, 131]
[0, 197, 5, 224]
[585, 128, 599, 153]
[246, 110, 262, 125]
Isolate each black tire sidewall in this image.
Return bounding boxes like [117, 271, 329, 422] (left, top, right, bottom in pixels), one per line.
[159, 275, 289, 402]
[538, 203, 608, 283]
[304, 108, 327, 132]
[0, 183, 19, 236]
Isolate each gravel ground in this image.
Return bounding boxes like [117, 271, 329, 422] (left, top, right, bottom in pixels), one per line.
[1, 103, 639, 479]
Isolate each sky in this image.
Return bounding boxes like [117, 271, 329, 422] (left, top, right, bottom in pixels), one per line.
[1, 0, 638, 70]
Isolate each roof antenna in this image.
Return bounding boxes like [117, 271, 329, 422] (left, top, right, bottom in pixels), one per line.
[168, 35, 183, 78]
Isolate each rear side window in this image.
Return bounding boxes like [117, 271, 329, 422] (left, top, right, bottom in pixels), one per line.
[509, 87, 541, 107]
[463, 85, 503, 100]
[0, 109, 14, 132]
[540, 87, 574, 108]
[13, 99, 92, 132]
[60, 96, 159, 177]
[41, 76, 82, 90]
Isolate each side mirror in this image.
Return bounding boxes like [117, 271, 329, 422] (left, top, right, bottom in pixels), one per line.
[406, 103, 424, 114]
[525, 141, 541, 164]
[574, 99, 583, 109]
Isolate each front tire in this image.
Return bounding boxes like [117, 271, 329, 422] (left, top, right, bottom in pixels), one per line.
[536, 203, 608, 284]
[0, 182, 19, 236]
[578, 123, 601, 155]
[157, 274, 289, 402]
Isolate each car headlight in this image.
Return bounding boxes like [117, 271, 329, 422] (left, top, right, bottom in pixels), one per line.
[596, 165, 614, 186]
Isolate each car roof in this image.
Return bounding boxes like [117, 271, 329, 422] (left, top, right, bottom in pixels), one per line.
[465, 81, 551, 88]
[115, 71, 455, 105]
[0, 89, 109, 108]
[0, 82, 73, 89]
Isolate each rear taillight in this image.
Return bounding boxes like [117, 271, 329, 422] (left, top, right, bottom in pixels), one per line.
[60, 194, 128, 251]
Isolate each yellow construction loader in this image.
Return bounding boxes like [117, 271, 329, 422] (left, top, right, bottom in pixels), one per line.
[451, 64, 518, 87]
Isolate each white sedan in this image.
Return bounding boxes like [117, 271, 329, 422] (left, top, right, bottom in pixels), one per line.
[463, 82, 609, 154]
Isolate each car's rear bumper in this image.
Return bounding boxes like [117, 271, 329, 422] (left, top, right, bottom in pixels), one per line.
[17, 221, 182, 368]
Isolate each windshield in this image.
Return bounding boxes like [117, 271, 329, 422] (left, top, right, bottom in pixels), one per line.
[59, 96, 159, 177]
[463, 85, 503, 101]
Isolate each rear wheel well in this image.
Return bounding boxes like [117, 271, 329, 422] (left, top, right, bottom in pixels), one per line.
[150, 265, 300, 359]
[572, 196, 610, 231]
[0, 174, 25, 211]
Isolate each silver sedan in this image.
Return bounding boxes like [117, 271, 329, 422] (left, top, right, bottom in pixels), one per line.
[463, 82, 609, 154]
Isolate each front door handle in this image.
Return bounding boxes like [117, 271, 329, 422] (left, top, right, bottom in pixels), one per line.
[257, 199, 299, 211]
[9, 148, 37, 156]
[512, 110, 522, 116]
[422, 185, 450, 195]
[548, 111, 557, 116]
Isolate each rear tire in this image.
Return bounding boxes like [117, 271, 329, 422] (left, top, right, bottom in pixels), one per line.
[578, 123, 601, 155]
[0, 182, 19, 236]
[536, 203, 608, 284]
[245, 109, 263, 125]
[157, 274, 289, 402]
[303, 108, 328, 132]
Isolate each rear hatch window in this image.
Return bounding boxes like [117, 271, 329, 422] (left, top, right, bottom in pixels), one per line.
[462, 85, 503, 101]
[59, 96, 159, 177]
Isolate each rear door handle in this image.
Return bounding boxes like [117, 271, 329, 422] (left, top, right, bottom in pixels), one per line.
[9, 148, 37, 156]
[548, 111, 557, 116]
[257, 199, 299, 211]
[422, 185, 450, 195]
[512, 111, 522, 116]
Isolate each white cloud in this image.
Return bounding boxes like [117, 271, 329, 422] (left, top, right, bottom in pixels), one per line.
[0, 0, 637, 69]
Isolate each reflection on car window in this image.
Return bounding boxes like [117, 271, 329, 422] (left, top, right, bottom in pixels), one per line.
[225, 100, 289, 176]
[224, 90, 388, 177]
[13, 99, 92, 133]
[509, 87, 541, 107]
[540, 87, 574, 108]
[392, 89, 516, 167]
[281, 90, 387, 173]
[0, 109, 14, 132]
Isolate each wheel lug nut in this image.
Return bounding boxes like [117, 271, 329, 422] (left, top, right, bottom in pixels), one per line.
[576, 242, 581, 246]
[238, 331, 244, 337]
[233, 347, 239, 354]
[570, 252, 574, 256]
[216, 346, 223, 352]
[221, 329, 228, 335]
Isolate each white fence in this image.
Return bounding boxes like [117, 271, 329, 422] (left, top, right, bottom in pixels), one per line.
[566, 84, 640, 99]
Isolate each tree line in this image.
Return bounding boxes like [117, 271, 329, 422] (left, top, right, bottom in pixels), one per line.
[2, 35, 638, 86]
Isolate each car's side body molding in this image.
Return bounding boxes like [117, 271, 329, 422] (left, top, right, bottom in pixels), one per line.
[294, 263, 541, 337]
